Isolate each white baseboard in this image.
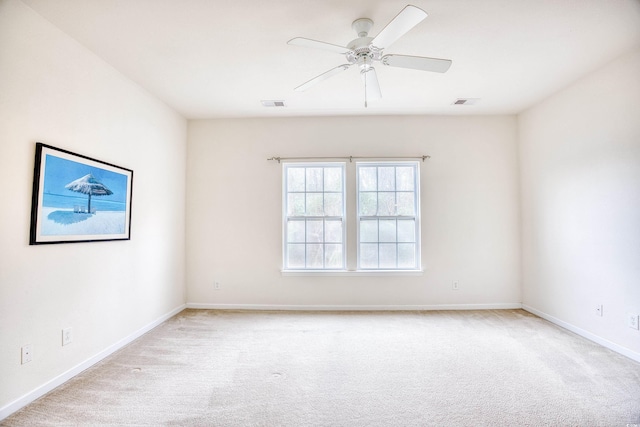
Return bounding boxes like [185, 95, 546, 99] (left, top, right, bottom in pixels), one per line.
[522, 304, 640, 363]
[0, 304, 187, 422]
[186, 302, 523, 311]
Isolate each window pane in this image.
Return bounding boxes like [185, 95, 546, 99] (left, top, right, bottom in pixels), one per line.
[287, 220, 305, 243]
[398, 243, 416, 268]
[306, 193, 323, 216]
[287, 244, 305, 268]
[284, 163, 346, 271]
[354, 162, 420, 271]
[379, 243, 397, 268]
[360, 243, 378, 268]
[359, 167, 377, 191]
[325, 220, 342, 243]
[397, 219, 415, 242]
[378, 167, 395, 191]
[379, 219, 396, 242]
[306, 220, 323, 243]
[287, 193, 305, 216]
[324, 193, 342, 217]
[378, 192, 396, 216]
[324, 167, 342, 192]
[325, 244, 343, 268]
[396, 167, 414, 191]
[396, 192, 415, 216]
[360, 219, 378, 243]
[359, 192, 377, 216]
[306, 168, 323, 192]
[306, 244, 323, 268]
[287, 168, 305, 192]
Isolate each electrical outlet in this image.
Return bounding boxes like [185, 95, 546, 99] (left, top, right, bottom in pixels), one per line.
[628, 313, 639, 330]
[452, 281, 459, 290]
[62, 327, 73, 346]
[21, 345, 32, 364]
[214, 281, 221, 290]
[596, 304, 603, 317]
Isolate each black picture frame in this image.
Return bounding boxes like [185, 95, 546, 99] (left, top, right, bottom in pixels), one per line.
[29, 143, 133, 244]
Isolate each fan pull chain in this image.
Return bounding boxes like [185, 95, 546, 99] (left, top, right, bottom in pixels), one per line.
[364, 70, 368, 108]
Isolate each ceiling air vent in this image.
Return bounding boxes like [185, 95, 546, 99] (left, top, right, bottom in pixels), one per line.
[261, 100, 286, 107]
[453, 98, 480, 105]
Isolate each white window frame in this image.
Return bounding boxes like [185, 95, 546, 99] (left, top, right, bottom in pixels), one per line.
[356, 161, 421, 271]
[281, 160, 422, 275]
[282, 162, 346, 271]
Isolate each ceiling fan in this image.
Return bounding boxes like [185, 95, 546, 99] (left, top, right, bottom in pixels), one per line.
[288, 4, 452, 107]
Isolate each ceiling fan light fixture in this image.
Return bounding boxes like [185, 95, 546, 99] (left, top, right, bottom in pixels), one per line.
[357, 55, 373, 71]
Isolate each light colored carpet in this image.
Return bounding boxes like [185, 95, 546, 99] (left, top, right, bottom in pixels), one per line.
[3, 309, 640, 426]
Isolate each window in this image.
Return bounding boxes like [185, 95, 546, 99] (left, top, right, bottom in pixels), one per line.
[357, 163, 420, 270]
[283, 163, 346, 270]
[282, 160, 420, 272]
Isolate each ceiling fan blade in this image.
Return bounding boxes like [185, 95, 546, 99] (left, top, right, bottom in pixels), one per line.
[382, 54, 452, 73]
[371, 5, 428, 49]
[362, 67, 382, 101]
[294, 64, 352, 91]
[287, 37, 351, 54]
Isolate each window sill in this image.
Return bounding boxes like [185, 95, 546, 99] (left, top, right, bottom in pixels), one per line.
[281, 269, 424, 277]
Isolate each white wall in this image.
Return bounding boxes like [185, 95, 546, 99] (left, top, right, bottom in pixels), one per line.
[0, 0, 187, 412]
[187, 115, 521, 308]
[519, 46, 640, 356]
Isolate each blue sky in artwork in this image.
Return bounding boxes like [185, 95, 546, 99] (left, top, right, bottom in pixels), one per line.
[43, 154, 128, 203]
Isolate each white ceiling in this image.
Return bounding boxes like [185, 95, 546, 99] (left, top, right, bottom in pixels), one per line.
[22, 0, 640, 119]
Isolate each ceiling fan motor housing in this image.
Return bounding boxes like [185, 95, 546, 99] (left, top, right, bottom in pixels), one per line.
[346, 37, 382, 70]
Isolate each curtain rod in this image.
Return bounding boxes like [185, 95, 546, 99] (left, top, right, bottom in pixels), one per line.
[267, 155, 430, 163]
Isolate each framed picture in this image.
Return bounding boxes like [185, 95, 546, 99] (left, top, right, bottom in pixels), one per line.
[29, 143, 133, 244]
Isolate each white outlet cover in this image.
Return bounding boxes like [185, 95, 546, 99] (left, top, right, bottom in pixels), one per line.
[21, 345, 32, 364]
[628, 313, 640, 330]
[62, 328, 73, 346]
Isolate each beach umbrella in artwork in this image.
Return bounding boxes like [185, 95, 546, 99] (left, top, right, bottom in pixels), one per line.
[65, 174, 113, 213]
